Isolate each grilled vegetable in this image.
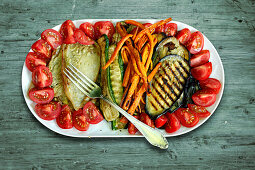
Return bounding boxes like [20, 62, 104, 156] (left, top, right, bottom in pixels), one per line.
[152, 37, 190, 66]
[146, 55, 190, 117]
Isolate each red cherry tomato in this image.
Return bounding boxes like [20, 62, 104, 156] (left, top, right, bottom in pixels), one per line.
[186, 31, 204, 54]
[56, 105, 73, 129]
[191, 62, 212, 81]
[190, 50, 210, 67]
[83, 101, 104, 124]
[32, 65, 53, 88]
[192, 89, 217, 107]
[28, 87, 54, 104]
[41, 29, 63, 49]
[143, 23, 152, 28]
[79, 22, 95, 40]
[140, 113, 155, 128]
[128, 115, 139, 135]
[165, 113, 181, 133]
[31, 39, 52, 59]
[35, 101, 61, 120]
[59, 20, 75, 37]
[73, 109, 90, 131]
[155, 21, 165, 33]
[188, 104, 211, 118]
[199, 78, 221, 94]
[165, 23, 177, 36]
[63, 25, 76, 44]
[25, 52, 46, 72]
[155, 114, 168, 128]
[175, 108, 199, 127]
[94, 21, 115, 41]
[74, 29, 95, 45]
[176, 28, 191, 45]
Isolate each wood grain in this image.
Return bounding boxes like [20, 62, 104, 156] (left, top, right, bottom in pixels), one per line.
[0, 0, 254, 169]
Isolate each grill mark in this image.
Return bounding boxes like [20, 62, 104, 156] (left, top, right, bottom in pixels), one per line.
[163, 65, 181, 97]
[174, 63, 185, 80]
[149, 100, 158, 110]
[161, 67, 181, 92]
[150, 91, 164, 109]
[152, 81, 171, 107]
[179, 61, 189, 75]
[154, 76, 174, 102]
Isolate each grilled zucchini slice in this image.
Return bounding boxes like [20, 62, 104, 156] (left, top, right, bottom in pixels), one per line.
[146, 55, 190, 117]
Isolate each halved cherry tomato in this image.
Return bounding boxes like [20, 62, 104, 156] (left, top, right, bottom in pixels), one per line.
[59, 20, 75, 37]
[32, 65, 53, 88]
[155, 114, 168, 128]
[143, 23, 154, 33]
[192, 89, 217, 107]
[41, 29, 63, 49]
[94, 21, 115, 41]
[35, 101, 61, 120]
[83, 101, 104, 124]
[176, 28, 191, 45]
[79, 22, 95, 40]
[186, 31, 204, 54]
[190, 50, 210, 67]
[28, 87, 54, 104]
[73, 109, 90, 131]
[25, 52, 46, 72]
[175, 108, 199, 127]
[191, 62, 212, 81]
[199, 78, 221, 94]
[56, 105, 73, 129]
[128, 115, 139, 135]
[140, 112, 155, 128]
[155, 20, 165, 33]
[63, 25, 76, 44]
[31, 39, 52, 59]
[165, 23, 177, 36]
[165, 113, 181, 133]
[188, 104, 211, 118]
[74, 29, 95, 45]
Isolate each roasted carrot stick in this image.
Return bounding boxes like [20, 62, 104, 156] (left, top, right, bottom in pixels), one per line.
[132, 27, 139, 41]
[130, 53, 142, 77]
[134, 17, 172, 44]
[124, 20, 145, 29]
[148, 63, 161, 82]
[121, 46, 130, 64]
[116, 22, 127, 37]
[141, 44, 149, 65]
[103, 34, 133, 70]
[144, 30, 155, 71]
[122, 62, 131, 87]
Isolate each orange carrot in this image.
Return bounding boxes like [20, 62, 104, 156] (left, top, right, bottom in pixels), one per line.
[103, 34, 133, 70]
[122, 62, 131, 87]
[144, 30, 155, 71]
[116, 22, 127, 37]
[125, 20, 145, 29]
[121, 46, 130, 64]
[141, 44, 149, 65]
[148, 63, 161, 82]
[134, 17, 172, 44]
[132, 27, 139, 41]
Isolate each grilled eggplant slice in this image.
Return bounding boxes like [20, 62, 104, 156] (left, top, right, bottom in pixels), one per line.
[146, 55, 190, 117]
[153, 37, 190, 66]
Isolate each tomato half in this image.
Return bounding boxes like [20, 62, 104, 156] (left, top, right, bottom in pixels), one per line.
[128, 115, 139, 135]
[63, 25, 76, 44]
[56, 105, 73, 129]
[59, 20, 75, 37]
[165, 23, 177, 37]
[73, 109, 90, 131]
[199, 78, 221, 94]
[155, 114, 168, 128]
[25, 52, 46, 72]
[79, 22, 95, 40]
[192, 89, 217, 107]
[190, 50, 210, 67]
[28, 87, 54, 104]
[83, 101, 104, 124]
[191, 62, 212, 81]
[188, 104, 211, 118]
[155, 20, 165, 33]
[31, 39, 52, 59]
[35, 101, 61, 120]
[175, 108, 199, 127]
[94, 21, 115, 40]
[176, 28, 191, 45]
[165, 113, 181, 133]
[74, 29, 95, 45]
[186, 31, 204, 54]
[41, 29, 63, 49]
[140, 112, 155, 128]
[32, 65, 53, 88]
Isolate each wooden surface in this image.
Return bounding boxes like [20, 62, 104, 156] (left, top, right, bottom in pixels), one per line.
[0, 0, 255, 169]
